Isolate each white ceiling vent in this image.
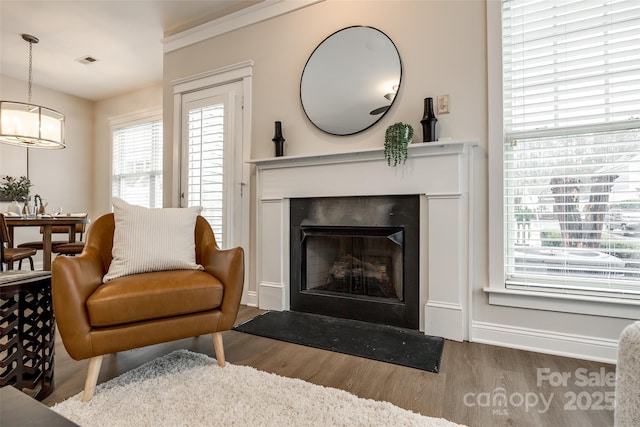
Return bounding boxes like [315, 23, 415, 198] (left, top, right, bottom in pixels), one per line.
[75, 55, 98, 65]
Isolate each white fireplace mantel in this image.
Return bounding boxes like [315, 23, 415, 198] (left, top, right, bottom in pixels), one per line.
[249, 140, 477, 341]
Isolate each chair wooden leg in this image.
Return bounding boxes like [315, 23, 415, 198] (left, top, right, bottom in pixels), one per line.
[82, 355, 104, 402]
[28, 257, 34, 270]
[213, 332, 225, 367]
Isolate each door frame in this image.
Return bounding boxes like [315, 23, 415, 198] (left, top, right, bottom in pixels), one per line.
[171, 60, 253, 305]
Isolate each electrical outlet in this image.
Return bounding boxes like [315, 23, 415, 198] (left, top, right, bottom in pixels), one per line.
[437, 95, 450, 114]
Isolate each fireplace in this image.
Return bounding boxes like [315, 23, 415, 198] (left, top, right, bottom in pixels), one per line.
[290, 195, 419, 329]
[250, 141, 475, 341]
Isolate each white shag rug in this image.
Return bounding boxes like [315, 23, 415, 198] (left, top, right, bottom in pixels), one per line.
[52, 349, 465, 427]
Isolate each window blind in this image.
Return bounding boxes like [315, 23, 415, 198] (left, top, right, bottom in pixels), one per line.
[502, 0, 640, 296]
[187, 104, 224, 245]
[112, 119, 163, 208]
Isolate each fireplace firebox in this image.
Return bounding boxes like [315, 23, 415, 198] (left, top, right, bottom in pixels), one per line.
[290, 195, 419, 329]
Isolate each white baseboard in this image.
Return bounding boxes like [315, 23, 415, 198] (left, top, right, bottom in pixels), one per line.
[257, 281, 286, 311]
[471, 321, 618, 364]
[425, 301, 465, 342]
[242, 290, 258, 307]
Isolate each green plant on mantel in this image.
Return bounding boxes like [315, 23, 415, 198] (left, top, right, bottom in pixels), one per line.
[0, 175, 32, 201]
[384, 122, 414, 167]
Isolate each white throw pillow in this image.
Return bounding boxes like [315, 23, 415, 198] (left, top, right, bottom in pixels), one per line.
[103, 198, 204, 282]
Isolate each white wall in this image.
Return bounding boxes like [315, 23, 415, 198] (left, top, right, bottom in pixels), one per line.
[164, 1, 485, 162]
[163, 0, 633, 362]
[0, 74, 94, 246]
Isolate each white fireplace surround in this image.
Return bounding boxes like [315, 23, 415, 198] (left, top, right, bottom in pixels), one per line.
[250, 140, 477, 341]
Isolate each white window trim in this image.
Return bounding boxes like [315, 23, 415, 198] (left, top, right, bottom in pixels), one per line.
[108, 107, 163, 209]
[485, 1, 640, 320]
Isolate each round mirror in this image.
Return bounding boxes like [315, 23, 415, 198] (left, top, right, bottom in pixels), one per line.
[300, 26, 402, 136]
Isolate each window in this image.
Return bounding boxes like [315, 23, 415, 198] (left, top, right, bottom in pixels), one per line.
[111, 111, 163, 208]
[179, 80, 244, 249]
[186, 102, 225, 242]
[501, 0, 640, 297]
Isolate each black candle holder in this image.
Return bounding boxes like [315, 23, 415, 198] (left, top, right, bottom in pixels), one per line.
[272, 121, 285, 157]
[420, 97, 438, 142]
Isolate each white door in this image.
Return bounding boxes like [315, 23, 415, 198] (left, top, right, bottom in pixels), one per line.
[180, 81, 243, 248]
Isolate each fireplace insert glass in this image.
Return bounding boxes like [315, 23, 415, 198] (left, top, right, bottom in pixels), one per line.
[302, 227, 403, 301]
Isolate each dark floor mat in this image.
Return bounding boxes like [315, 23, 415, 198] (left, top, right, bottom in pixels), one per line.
[233, 310, 444, 373]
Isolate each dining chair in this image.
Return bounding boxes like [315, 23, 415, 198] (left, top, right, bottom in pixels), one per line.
[0, 213, 36, 271]
[51, 241, 85, 256]
[17, 213, 88, 252]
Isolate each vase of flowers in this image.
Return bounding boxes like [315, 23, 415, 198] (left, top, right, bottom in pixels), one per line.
[1, 175, 32, 214]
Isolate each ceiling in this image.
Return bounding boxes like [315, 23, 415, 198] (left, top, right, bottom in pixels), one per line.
[0, 1, 260, 102]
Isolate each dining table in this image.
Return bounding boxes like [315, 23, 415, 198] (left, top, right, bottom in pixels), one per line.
[5, 215, 90, 271]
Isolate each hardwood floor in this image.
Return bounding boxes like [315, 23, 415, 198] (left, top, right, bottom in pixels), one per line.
[42, 306, 615, 427]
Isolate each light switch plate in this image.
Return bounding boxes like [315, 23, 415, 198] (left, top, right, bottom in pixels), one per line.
[437, 95, 450, 114]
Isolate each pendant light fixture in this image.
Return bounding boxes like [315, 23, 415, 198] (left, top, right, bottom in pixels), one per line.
[0, 34, 65, 149]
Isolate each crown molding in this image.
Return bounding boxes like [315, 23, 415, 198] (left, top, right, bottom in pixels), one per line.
[163, 0, 324, 53]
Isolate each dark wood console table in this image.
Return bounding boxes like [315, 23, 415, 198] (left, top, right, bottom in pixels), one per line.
[0, 385, 79, 426]
[0, 271, 55, 400]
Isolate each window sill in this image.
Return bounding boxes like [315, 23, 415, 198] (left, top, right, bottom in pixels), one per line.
[483, 287, 640, 319]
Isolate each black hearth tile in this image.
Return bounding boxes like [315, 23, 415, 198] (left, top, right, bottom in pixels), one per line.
[233, 310, 444, 373]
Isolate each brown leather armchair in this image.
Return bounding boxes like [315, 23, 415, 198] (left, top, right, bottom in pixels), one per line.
[52, 213, 244, 402]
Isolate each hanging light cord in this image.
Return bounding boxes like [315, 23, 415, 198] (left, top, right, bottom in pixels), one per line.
[21, 33, 39, 104]
[27, 39, 33, 104]
[23, 34, 38, 179]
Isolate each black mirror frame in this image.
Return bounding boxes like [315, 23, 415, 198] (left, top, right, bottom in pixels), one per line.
[300, 26, 403, 136]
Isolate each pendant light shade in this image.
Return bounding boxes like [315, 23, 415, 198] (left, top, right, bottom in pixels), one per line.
[0, 101, 65, 148]
[0, 34, 65, 149]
